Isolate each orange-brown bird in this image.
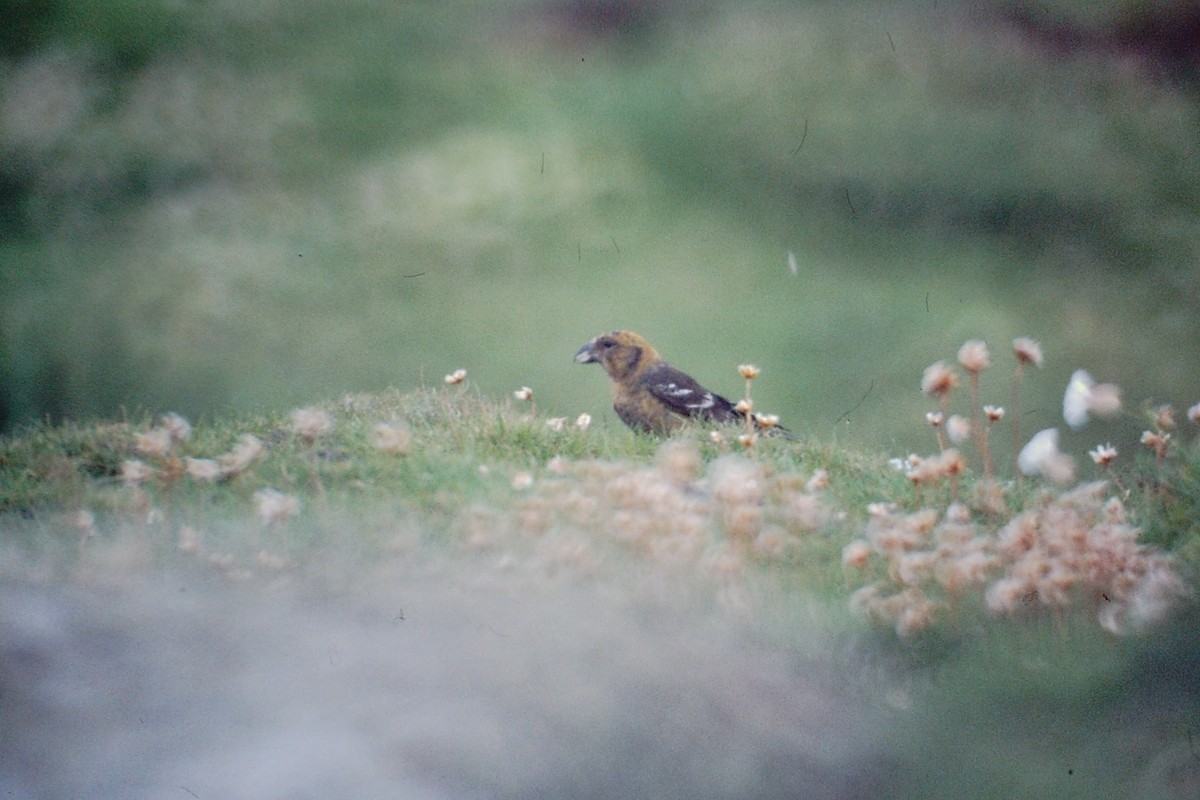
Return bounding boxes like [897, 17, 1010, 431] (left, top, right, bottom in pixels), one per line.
[574, 330, 793, 437]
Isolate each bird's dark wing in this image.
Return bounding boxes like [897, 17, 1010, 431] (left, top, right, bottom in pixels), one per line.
[639, 363, 743, 424]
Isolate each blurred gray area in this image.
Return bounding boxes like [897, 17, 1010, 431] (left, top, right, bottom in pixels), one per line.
[0, 558, 894, 800]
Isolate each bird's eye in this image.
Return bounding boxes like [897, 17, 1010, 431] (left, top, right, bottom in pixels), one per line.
[600, 339, 616, 349]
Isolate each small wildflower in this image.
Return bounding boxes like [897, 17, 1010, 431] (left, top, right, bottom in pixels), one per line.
[1089, 443, 1118, 467]
[1063, 370, 1122, 429]
[444, 368, 467, 385]
[734, 398, 753, 415]
[755, 413, 780, 429]
[983, 405, 1004, 422]
[709, 430, 726, 446]
[134, 428, 172, 458]
[514, 386, 534, 401]
[842, 540, 873, 569]
[121, 459, 153, 486]
[1140, 430, 1171, 459]
[290, 407, 333, 441]
[575, 412, 592, 430]
[925, 411, 945, 427]
[956, 340, 991, 373]
[1153, 404, 1176, 431]
[1187, 402, 1200, 423]
[921, 361, 960, 398]
[1017, 428, 1060, 476]
[545, 416, 566, 432]
[1012, 337, 1044, 368]
[185, 457, 222, 482]
[946, 415, 971, 444]
[218, 434, 265, 476]
[160, 412, 192, 442]
[371, 423, 412, 455]
[738, 364, 761, 380]
[738, 432, 757, 449]
[253, 488, 299, 526]
[1063, 370, 1094, 428]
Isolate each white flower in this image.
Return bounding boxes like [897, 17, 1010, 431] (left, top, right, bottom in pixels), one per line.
[1063, 370, 1094, 429]
[1063, 369, 1121, 429]
[575, 413, 592, 430]
[1017, 428, 1060, 475]
[1089, 443, 1118, 467]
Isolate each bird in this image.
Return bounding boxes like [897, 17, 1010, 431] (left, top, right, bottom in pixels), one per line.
[574, 330, 794, 437]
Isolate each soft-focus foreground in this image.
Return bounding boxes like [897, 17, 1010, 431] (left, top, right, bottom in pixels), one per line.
[2, 370, 1199, 799]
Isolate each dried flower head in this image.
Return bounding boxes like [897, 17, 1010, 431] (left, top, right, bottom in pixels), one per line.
[545, 417, 567, 432]
[755, 413, 780, 429]
[983, 405, 1005, 422]
[185, 457, 222, 482]
[1140, 430, 1171, 457]
[734, 398, 753, 415]
[1089, 443, 1118, 467]
[218, 434, 264, 476]
[253, 488, 300, 526]
[290, 407, 334, 441]
[738, 432, 758, 449]
[842, 540, 872, 569]
[1012, 337, 1044, 368]
[738, 364, 761, 380]
[921, 361, 960, 398]
[514, 386, 534, 402]
[925, 411, 944, 427]
[134, 428, 172, 458]
[946, 415, 971, 444]
[444, 368, 467, 385]
[1153, 404, 1176, 431]
[372, 423, 412, 455]
[161, 412, 192, 442]
[1188, 402, 1200, 423]
[956, 340, 991, 373]
[575, 413, 592, 430]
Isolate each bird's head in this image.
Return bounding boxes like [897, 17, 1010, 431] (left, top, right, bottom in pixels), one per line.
[574, 330, 660, 382]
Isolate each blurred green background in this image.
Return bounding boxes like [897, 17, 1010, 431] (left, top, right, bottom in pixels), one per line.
[3, 0, 1198, 456]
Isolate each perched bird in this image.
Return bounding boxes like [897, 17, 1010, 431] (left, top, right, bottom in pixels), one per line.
[574, 330, 793, 437]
